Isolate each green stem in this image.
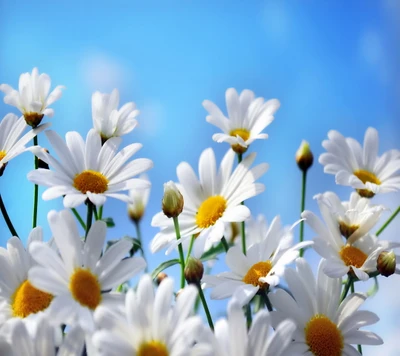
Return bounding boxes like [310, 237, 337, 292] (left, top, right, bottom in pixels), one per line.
[71, 208, 86, 230]
[173, 216, 186, 289]
[299, 170, 307, 257]
[0, 194, 18, 237]
[237, 153, 247, 255]
[376, 205, 400, 236]
[185, 235, 195, 265]
[93, 206, 99, 221]
[340, 276, 353, 303]
[134, 220, 148, 272]
[85, 202, 94, 240]
[262, 291, 273, 312]
[196, 282, 214, 331]
[98, 205, 103, 220]
[357, 344, 363, 354]
[221, 236, 230, 252]
[32, 136, 39, 229]
[245, 304, 252, 328]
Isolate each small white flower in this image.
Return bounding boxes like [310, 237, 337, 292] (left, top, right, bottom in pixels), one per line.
[92, 89, 139, 141]
[93, 275, 211, 356]
[0, 67, 64, 127]
[203, 88, 280, 153]
[27, 129, 153, 208]
[319, 127, 400, 197]
[270, 258, 383, 355]
[28, 210, 146, 332]
[127, 173, 151, 223]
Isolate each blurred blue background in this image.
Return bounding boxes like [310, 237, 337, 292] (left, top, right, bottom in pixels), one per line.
[1, 1, 399, 354]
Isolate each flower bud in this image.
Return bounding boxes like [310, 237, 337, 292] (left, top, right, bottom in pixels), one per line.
[162, 181, 184, 218]
[156, 272, 168, 286]
[24, 113, 44, 128]
[296, 140, 313, 172]
[184, 257, 204, 284]
[377, 250, 396, 277]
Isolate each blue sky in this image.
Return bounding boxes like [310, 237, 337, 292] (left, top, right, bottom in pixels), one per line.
[1, 1, 399, 354]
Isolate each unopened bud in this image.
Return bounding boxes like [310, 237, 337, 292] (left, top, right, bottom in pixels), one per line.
[296, 140, 313, 172]
[184, 257, 204, 284]
[37, 148, 50, 169]
[162, 181, 184, 218]
[377, 250, 396, 277]
[156, 272, 168, 286]
[24, 113, 44, 128]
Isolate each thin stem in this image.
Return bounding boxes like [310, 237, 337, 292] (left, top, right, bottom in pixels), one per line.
[196, 282, 214, 331]
[185, 235, 195, 265]
[32, 135, 39, 229]
[237, 153, 247, 255]
[262, 291, 273, 312]
[93, 206, 99, 221]
[357, 344, 363, 354]
[0, 194, 18, 237]
[245, 304, 252, 328]
[340, 276, 353, 302]
[221, 236, 230, 252]
[173, 216, 186, 289]
[376, 205, 400, 236]
[134, 220, 148, 272]
[98, 205, 103, 220]
[299, 170, 307, 257]
[85, 202, 94, 240]
[71, 208, 86, 230]
[351, 280, 355, 294]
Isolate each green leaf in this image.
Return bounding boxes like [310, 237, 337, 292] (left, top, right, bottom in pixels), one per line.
[151, 259, 180, 280]
[102, 217, 115, 228]
[200, 242, 226, 262]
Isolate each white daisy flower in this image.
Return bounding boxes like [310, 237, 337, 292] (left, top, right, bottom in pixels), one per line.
[93, 274, 212, 356]
[201, 300, 295, 356]
[92, 88, 139, 142]
[0, 316, 84, 356]
[203, 88, 280, 154]
[302, 196, 398, 281]
[319, 127, 400, 197]
[127, 173, 151, 223]
[269, 258, 383, 355]
[0, 113, 49, 176]
[151, 147, 268, 256]
[0, 228, 53, 327]
[0, 67, 64, 127]
[28, 209, 146, 332]
[202, 216, 311, 306]
[27, 129, 153, 208]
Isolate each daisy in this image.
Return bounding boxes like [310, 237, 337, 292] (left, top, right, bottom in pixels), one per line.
[27, 129, 153, 208]
[92, 88, 139, 142]
[269, 258, 383, 356]
[28, 209, 146, 332]
[0, 67, 64, 127]
[0, 228, 53, 327]
[319, 127, 400, 197]
[0, 113, 49, 176]
[151, 147, 268, 256]
[92, 274, 212, 356]
[302, 196, 399, 280]
[127, 173, 151, 223]
[203, 88, 280, 154]
[201, 300, 295, 356]
[202, 216, 311, 306]
[0, 316, 84, 356]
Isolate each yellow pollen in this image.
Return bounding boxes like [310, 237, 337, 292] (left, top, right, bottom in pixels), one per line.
[353, 170, 381, 198]
[229, 128, 250, 154]
[12, 280, 53, 318]
[73, 170, 108, 194]
[0, 151, 6, 161]
[69, 268, 102, 310]
[242, 261, 273, 290]
[195, 195, 227, 228]
[137, 341, 169, 356]
[340, 245, 368, 268]
[305, 314, 344, 356]
[338, 221, 359, 239]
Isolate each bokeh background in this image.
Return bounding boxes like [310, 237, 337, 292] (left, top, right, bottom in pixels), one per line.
[1, 1, 399, 354]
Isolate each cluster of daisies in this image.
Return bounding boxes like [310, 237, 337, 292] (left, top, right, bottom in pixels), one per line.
[0, 68, 398, 356]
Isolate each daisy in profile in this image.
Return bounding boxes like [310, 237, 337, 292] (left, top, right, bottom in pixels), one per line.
[151, 147, 268, 256]
[202, 300, 295, 356]
[270, 258, 383, 355]
[0, 67, 64, 127]
[0, 113, 49, 176]
[27, 129, 153, 208]
[127, 173, 151, 223]
[319, 127, 400, 197]
[28, 209, 146, 332]
[92, 88, 139, 142]
[93, 274, 211, 356]
[0, 228, 53, 327]
[0, 316, 84, 356]
[203, 88, 280, 154]
[202, 216, 310, 306]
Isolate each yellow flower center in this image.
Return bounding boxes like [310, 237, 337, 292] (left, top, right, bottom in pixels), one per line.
[12, 280, 53, 318]
[339, 245, 368, 268]
[229, 128, 250, 154]
[353, 170, 381, 198]
[242, 261, 273, 289]
[73, 170, 108, 194]
[305, 314, 344, 356]
[137, 341, 169, 356]
[338, 221, 359, 239]
[0, 151, 6, 161]
[195, 195, 227, 228]
[69, 268, 102, 310]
